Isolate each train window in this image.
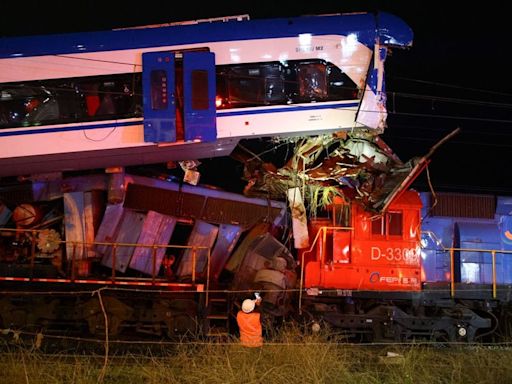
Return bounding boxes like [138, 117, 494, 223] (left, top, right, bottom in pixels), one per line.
[327, 64, 359, 100]
[371, 216, 385, 236]
[0, 73, 142, 129]
[216, 63, 286, 108]
[388, 212, 403, 236]
[82, 75, 142, 119]
[191, 70, 209, 110]
[0, 85, 61, 127]
[297, 62, 328, 101]
[215, 60, 356, 110]
[287, 60, 353, 103]
[371, 212, 403, 237]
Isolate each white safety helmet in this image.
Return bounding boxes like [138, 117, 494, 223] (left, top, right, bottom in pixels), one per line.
[242, 299, 256, 313]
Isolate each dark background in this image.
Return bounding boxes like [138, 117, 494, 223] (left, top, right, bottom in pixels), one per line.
[1, 1, 510, 195]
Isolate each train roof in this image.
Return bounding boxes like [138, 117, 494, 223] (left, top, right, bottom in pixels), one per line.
[0, 12, 412, 59]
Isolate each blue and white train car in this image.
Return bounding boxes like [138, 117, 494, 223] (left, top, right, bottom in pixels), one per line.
[0, 12, 412, 177]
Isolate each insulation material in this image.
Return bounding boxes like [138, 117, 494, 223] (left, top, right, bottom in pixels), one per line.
[94, 204, 124, 256]
[345, 139, 388, 165]
[287, 187, 309, 249]
[175, 220, 218, 278]
[129, 211, 176, 275]
[100, 209, 145, 272]
[210, 224, 242, 280]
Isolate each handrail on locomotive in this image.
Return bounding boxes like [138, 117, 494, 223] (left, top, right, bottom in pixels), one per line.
[299, 225, 353, 314]
[4, 226, 512, 306]
[0, 227, 210, 298]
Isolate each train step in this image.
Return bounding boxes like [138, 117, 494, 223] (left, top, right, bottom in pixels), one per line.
[208, 298, 228, 302]
[204, 295, 230, 336]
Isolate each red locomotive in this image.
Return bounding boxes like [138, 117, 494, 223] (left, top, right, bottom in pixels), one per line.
[304, 191, 422, 292]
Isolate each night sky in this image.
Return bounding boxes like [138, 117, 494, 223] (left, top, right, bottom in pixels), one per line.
[1, 1, 510, 195]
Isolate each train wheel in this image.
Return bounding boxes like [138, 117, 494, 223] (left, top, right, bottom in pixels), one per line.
[86, 313, 123, 336]
[81, 296, 133, 337]
[165, 314, 198, 338]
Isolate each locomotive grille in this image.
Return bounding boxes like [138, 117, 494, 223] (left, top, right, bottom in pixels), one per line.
[124, 183, 281, 228]
[430, 193, 496, 219]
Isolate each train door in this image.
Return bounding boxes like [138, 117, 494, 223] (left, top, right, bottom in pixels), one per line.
[142, 51, 217, 143]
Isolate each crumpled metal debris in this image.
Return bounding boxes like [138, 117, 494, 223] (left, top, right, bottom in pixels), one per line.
[237, 132, 407, 213]
[236, 128, 459, 214]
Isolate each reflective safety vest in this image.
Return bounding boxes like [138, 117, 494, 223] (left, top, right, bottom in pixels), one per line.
[236, 311, 263, 347]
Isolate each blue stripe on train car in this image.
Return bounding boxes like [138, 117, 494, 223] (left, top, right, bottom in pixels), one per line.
[0, 13, 412, 58]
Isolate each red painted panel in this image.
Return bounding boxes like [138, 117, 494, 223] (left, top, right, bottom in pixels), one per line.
[303, 190, 422, 292]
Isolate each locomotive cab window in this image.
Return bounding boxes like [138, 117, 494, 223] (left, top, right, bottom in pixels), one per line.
[371, 211, 403, 237]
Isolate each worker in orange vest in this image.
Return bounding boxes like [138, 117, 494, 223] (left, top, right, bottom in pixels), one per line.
[236, 293, 263, 347]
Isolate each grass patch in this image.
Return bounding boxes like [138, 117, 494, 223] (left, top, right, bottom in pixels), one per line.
[1, 327, 512, 383]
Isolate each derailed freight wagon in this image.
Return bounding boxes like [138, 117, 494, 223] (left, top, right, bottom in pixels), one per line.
[0, 173, 297, 338]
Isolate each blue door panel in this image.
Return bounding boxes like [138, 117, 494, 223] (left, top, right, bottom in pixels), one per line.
[142, 52, 176, 143]
[183, 52, 217, 142]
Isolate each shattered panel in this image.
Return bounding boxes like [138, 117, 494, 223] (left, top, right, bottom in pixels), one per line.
[94, 204, 124, 256]
[101, 209, 146, 272]
[129, 210, 176, 275]
[175, 220, 218, 278]
[210, 224, 242, 280]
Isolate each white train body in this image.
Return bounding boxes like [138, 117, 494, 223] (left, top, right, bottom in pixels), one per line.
[0, 13, 412, 176]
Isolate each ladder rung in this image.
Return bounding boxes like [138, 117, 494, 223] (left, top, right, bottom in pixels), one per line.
[208, 298, 227, 302]
[207, 314, 229, 319]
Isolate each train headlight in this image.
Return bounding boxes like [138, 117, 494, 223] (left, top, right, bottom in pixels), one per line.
[458, 326, 467, 337]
